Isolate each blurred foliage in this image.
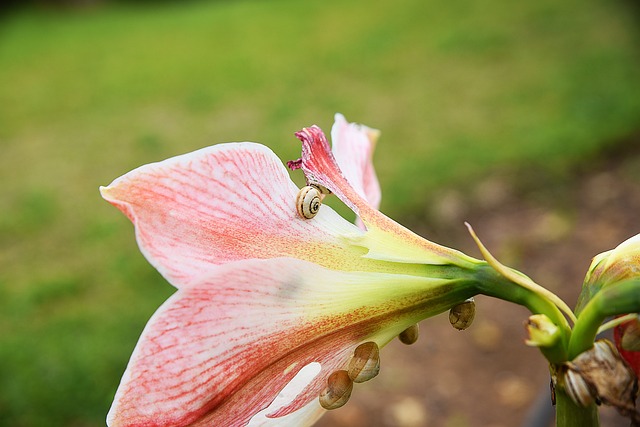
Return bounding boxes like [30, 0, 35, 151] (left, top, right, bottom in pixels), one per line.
[0, 0, 639, 425]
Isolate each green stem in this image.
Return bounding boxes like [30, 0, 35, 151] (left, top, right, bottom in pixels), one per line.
[555, 386, 599, 427]
[569, 278, 640, 359]
[474, 264, 570, 363]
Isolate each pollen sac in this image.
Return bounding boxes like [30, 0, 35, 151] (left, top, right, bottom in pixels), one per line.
[296, 186, 321, 219]
[348, 341, 380, 383]
[449, 298, 476, 331]
[398, 324, 419, 345]
[319, 370, 353, 410]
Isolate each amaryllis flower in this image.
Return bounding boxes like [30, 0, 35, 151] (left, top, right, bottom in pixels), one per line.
[101, 114, 484, 427]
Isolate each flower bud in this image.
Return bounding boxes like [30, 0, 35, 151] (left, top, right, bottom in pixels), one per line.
[617, 316, 640, 352]
[577, 233, 640, 313]
[525, 314, 560, 348]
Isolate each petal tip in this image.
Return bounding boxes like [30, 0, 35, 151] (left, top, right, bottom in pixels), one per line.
[99, 185, 114, 200]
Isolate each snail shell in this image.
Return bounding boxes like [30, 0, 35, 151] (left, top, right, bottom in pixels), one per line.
[296, 186, 321, 219]
[449, 298, 476, 331]
[348, 341, 380, 383]
[319, 370, 353, 410]
[398, 324, 419, 345]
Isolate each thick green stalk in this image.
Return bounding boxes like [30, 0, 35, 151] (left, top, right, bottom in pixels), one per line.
[473, 263, 571, 363]
[569, 278, 640, 359]
[554, 387, 599, 427]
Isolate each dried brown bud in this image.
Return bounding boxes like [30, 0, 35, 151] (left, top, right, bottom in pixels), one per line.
[561, 339, 639, 423]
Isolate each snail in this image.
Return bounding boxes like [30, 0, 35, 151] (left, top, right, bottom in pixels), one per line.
[449, 298, 476, 331]
[348, 341, 380, 383]
[296, 186, 322, 219]
[319, 370, 353, 410]
[398, 324, 419, 345]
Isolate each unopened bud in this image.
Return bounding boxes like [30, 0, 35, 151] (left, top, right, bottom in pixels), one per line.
[348, 342, 380, 383]
[525, 314, 561, 348]
[398, 324, 419, 345]
[619, 316, 640, 352]
[449, 298, 475, 331]
[319, 370, 353, 410]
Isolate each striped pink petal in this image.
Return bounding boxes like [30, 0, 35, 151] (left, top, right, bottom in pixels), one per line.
[101, 143, 374, 289]
[107, 257, 470, 427]
[330, 113, 381, 210]
[289, 124, 477, 267]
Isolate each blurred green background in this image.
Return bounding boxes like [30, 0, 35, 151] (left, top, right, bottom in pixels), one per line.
[0, 0, 639, 425]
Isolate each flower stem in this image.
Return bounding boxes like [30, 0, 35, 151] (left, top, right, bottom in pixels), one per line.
[466, 223, 576, 326]
[554, 386, 599, 427]
[474, 263, 570, 363]
[569, 278, 640, 359]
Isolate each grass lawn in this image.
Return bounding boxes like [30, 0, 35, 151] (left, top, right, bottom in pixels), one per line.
[0, 0, 639, 425]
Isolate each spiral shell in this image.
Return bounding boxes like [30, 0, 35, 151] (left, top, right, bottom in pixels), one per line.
[348, 341, 380, 383]
[296, 186, 321, 219]
[319, 370, 353, 410]
[398, 324, 419, 345]
[449, 298, 476, 331]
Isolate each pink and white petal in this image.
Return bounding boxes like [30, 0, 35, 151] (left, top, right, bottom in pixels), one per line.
[101, 143, 370, 289]
[291, 126, 478, 267]
[247, 364, 326, 427]
[331, 113, 381, 210]
[107, 258, 471, 427]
